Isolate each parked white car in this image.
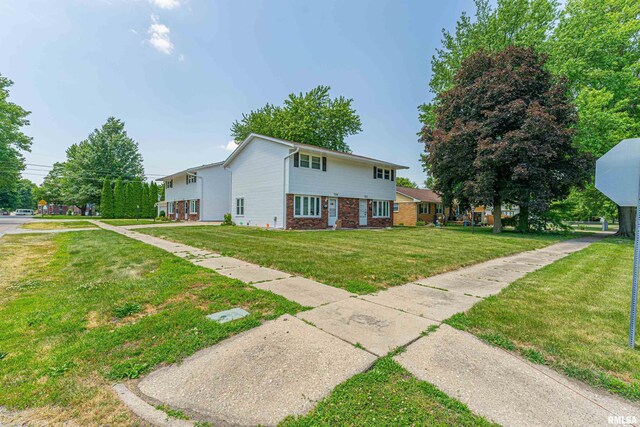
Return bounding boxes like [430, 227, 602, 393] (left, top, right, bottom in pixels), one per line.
[14, 209, 34, 216]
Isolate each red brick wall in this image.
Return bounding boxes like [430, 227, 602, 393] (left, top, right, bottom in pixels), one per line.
[167, 200, 200, 221]
[285, 194, 393, 230]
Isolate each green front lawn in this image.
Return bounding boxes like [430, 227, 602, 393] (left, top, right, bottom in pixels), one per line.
[447, 237, 640, 401]
[140, 225, 574, 293]
[0, 231, 301, 426]
[22, 221, 98, 230]
[98, 219, 159, 226]
[280, 356, 496, 427]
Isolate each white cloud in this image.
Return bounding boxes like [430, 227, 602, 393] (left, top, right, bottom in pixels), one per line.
[147, 14, 174, 55]
[221, 141, 238, 152]
[149, 0, 181, 10]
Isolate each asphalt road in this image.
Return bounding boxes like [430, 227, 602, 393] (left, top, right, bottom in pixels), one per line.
[0, 216, 33, 238]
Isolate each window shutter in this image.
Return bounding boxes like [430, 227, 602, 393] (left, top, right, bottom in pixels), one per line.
[293, 152, 299, 167]
[391, 170, 395, 181]
[322, 156, 327, 172]
[373, 166, 377, 179]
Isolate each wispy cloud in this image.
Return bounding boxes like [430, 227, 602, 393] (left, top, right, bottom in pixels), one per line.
[221, 141, 238, 151]
[149, 0, 181, 10]
[147, 14, 174, 55]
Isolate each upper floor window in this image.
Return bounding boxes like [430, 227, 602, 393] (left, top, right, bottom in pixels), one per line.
[374, 167, 394, 181]
[186, 173, 197, 184]
[167, 180, 173, 188]
[236, 198, 244, 216]
[372, 200, 390, 218]
[295, 152, 326, 171]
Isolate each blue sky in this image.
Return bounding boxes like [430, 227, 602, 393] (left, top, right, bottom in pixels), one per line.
[1, 0, 475, 185]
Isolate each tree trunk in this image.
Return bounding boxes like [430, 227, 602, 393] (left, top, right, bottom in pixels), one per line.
[617, 206, 635, 238]
[518, 205, 530, 233]
[492, 198, 502, 234]
[79, 205, 86, 217]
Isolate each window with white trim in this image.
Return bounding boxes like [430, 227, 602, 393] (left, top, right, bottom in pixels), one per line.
[186, 173, 197, 184]
[168, 202, 174, 214]
[236, 198, 244, 216]
[294, 195, 321, 217]
[418, 203, 430, 214]
[311, 156, 321, 170]
[372, 200, 389, 218]
[167, 180, 173, 189]
[375, 167, 393, 180]
[189, 200, 197, 214]
[436, 203, 444, 214]
[393, 203, 399, 212]
[298, 153, 322, 170]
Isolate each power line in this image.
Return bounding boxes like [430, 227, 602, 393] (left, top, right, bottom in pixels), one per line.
[24, 163, 169, 177]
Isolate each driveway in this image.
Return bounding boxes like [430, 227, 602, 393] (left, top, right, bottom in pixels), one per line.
[0, 216, 33, 238]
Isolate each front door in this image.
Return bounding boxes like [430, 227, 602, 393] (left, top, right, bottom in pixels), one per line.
[184, 201, 188, 220]
[328, 198, 338, 227]
[359, 199, 367, 226]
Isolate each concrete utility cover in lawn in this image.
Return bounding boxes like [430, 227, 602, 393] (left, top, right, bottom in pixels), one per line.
[596, 138, 640, 207]
[206, 308, 249, 323]
[137, 315, 376, 426]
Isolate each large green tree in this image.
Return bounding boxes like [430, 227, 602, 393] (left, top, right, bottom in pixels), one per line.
[422, 46, 588, 233]
[37, 162, 65, 206]
[141, 182, 150, 219]
[0, 75, 32, 197]
[231, 85, 362, 152]
[395, 177, 418, 188]
[149, 181, 159, 218]
[63, 117, 144, 215]
[0, 178, 37, 210]
[422, 0, 559, 121]
[548, 0, 640, 235]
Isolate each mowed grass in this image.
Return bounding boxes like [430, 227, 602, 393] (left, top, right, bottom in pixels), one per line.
[21, 221, 98, 230]
[280, 356, 497, 427]
[98, 219, 158, 226]
[140, 225, 574, 293]
[0, 231, 301, 426]
[447, 237, 640, 401]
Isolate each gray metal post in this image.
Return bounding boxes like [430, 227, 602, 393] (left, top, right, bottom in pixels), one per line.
[630, 192, 640, 348]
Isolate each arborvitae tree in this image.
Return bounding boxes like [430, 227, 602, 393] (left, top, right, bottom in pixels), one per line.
[124, 182, 133, 218]
[149, 181, 159, 218]
[141, 183, 150, 219]
[113, 177, 125, 218]
[130, 178, 143, 218]
[100, 177, 114, 218]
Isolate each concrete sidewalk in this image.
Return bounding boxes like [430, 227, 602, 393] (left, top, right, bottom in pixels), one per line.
[91, 220, 635, 426]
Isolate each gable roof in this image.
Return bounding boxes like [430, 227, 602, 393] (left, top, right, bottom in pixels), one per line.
[158, 161, 224, 181]
[396, 187, 442, 203]
[223, 133, 408, 169]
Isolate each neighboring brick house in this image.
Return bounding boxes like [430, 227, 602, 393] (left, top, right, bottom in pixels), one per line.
[393, 187, 450, 226]
[159, 133, 407, 229]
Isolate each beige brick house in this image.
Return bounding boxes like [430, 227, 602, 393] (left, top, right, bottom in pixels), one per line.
[393, 187, 449, 226]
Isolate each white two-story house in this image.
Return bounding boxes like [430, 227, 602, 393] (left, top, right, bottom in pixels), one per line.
[159, 134, 407, 230]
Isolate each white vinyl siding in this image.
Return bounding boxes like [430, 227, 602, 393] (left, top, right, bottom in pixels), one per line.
[227, 136, 289, 228]
[289, 155, 396, 201]
[372, 200, 389, 218]
[294, 195, 321, 217]
[236, 198, 244, 216]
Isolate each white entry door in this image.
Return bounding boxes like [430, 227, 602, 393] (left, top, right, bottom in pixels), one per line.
[359, 200, 367, 226]
[328, 198, 338, 227]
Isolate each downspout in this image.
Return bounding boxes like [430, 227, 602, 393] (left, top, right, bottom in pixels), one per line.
[282, 147, 299, 230]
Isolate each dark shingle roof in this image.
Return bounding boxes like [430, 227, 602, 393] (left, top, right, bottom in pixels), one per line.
[396, 187, 442, 203]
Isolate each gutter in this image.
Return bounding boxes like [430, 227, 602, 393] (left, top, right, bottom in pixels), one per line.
[282, 147, 299, 230]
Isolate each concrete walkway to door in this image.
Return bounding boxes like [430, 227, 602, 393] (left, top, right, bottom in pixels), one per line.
[90, 220, 638, 427]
